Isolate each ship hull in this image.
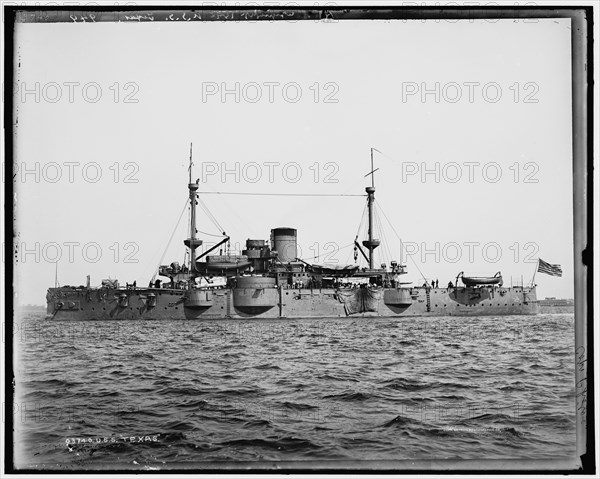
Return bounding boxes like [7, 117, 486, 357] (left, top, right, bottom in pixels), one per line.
[46, 285, 539, 320]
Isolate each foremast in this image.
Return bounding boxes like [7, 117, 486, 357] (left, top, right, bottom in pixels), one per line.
[183, 143, 202, 280]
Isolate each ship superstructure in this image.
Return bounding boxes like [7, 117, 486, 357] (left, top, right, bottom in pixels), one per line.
[46, 147, 539, 320]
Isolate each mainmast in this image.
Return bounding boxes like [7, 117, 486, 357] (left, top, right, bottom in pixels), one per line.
[363, 148, 380, 269]
[184, 143, 202, 276]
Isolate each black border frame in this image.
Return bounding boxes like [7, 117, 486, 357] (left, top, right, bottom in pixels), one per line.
[3, 4, 594, 475]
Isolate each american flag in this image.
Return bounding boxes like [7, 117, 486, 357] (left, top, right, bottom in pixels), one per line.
[537, 259, 563, 277]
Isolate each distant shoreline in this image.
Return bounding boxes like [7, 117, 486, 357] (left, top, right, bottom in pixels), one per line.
[538, 298, 574, 307]
[15, 305, 46, 311]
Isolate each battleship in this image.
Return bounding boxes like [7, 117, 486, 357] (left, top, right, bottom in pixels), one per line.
[46, 148, 539, 320]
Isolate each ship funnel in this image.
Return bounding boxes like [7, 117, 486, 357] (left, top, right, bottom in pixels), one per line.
[270, 227, 297, 263]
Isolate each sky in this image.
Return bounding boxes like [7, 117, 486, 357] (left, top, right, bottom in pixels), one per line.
[10, 15, 575, 304]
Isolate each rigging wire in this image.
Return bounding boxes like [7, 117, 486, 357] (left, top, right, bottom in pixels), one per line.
[150, 198, 189, 282]
[355, 200, 368, 239]
[374, 203, 393, 265]
[371, 148, 402, 167]
[197, 229, 228, 238]
[197, 196, 225, 234]
[200, 191, 366, 197]
[197, 183, 259, 238]
[377, 200, 428, 284]
[373, 206, 385, 266]
[349, 199, 369, 265]
[377, 211, 390, 266]
[374, 200, 402, 246]
[360, 200, 369, 235]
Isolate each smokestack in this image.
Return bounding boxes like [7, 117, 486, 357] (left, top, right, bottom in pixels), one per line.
[271, 227, 297, 262]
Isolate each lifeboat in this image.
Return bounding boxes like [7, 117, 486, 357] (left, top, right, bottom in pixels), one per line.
[457, 271, 503, 286]
[306, 263, 359, 276]
[195, 254, 252, 274]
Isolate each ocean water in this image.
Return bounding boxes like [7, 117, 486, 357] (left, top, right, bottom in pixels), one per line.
[13, 312, 576, 469]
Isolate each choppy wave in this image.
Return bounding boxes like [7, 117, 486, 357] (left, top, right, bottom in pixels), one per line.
[13, 313, 575, 468]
